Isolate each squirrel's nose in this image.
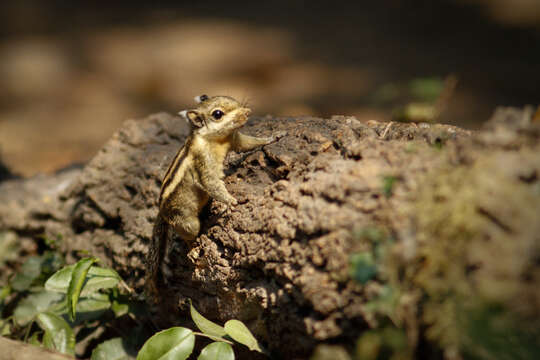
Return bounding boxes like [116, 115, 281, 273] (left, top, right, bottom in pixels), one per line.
[243, 108, 252, 116]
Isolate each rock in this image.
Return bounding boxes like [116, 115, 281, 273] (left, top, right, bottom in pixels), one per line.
[0, 336, 74, 360]
[1, 109, 537, 358]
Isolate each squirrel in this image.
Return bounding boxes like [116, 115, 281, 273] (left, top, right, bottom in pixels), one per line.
[146, 94, 283, 298]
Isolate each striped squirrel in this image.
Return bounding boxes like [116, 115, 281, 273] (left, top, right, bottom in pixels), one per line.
[146, 94, 283, 297]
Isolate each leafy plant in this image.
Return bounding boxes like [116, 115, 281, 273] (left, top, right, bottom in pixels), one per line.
[347, 227, 414, 359]
[1, 255, 132, 356]
[1, 254, 265, 359]
[136, 300, 265, 360]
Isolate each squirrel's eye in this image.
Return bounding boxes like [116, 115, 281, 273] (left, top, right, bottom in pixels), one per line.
[212, 110, 224, 120]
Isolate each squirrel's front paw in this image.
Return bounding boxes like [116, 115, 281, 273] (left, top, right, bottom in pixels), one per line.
[226, 196, 238, 206]
[215, 196, 236, 214]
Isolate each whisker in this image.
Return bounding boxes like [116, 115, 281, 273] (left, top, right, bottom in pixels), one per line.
[242, 96, 251, 108]
[239, 89, 251, 108]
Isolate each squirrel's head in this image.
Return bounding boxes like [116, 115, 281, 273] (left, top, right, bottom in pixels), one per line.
[179, 95, 251, 139]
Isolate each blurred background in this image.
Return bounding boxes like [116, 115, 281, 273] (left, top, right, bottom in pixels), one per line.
[0, 0, 539, 176]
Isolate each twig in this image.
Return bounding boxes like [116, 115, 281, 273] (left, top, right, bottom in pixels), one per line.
[381, 121, 393, 140]
[192, 331, 234, 345]
[433, 74, 458, 121]
[23, 320, 34, 343]
[119, 279, 134, 294]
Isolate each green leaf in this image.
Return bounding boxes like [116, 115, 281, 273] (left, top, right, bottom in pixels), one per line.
[0, 231, 19, 268]
[111, 299, 129, 318]
[110, 288, 130, 318]
[349, 252, 377, 284]
[381, 176, 397, 198]
[70, 293, 111, 324]
[91, 337, 131, 360]
[44, 265, 73, 292]
[11, 256, 43, 291]
[190, 300, 226, 337]
[13, 290, 64, 326]
[224, 320, 262, 353]
[198, 342, 234, 360]
[0, 285, 10, 314]
[363, 286, 400, 320]
[0, 285, 10, 300]
[77, 293, 111, 311]
[352, 226, 387, 244]
[43, 331, 54, 350]
[136, 327, 195, 360]
[45, 263, 120, 295]
[28, 331, 41, 346]
[67, 257, 98, 321]
[0, 318, 11, 336]
[39, 251, 64, 279]
[80, 266, 121, 295]
[409, 77, 444, 102]
[36, 312, 75, 355]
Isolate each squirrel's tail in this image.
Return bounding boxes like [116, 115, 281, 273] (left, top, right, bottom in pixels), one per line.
[145, 216, 168, 301]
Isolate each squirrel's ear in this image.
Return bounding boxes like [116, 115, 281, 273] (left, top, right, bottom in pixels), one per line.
[194, 94, 209, 103]
[186, 110, 204, 128]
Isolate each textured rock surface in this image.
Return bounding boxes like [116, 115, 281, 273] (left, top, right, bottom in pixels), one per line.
[0, 112, 470, 355]
[2, 109, 537, 358]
